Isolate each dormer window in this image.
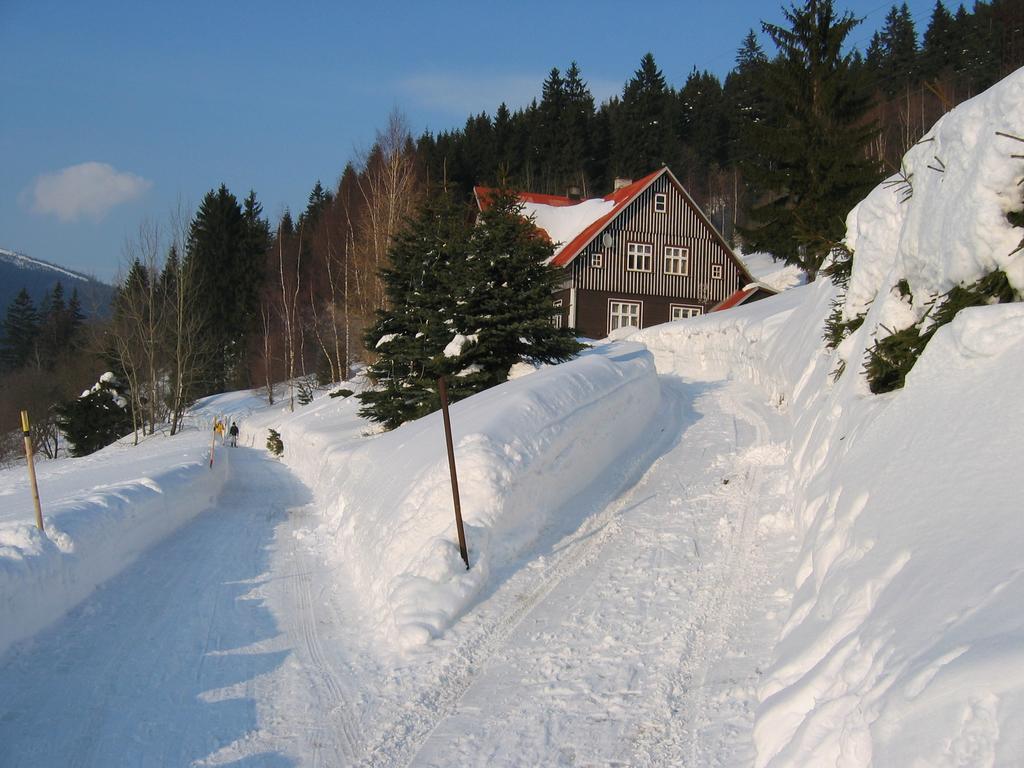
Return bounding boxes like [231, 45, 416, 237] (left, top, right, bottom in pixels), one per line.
[653, 193, 667, 213]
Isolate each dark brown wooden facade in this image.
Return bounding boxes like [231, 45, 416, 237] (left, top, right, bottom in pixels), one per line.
[549, 170, 750, 339]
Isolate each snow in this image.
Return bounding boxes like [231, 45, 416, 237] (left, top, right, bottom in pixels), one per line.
[443, 332, 477, 357]
[375, 332, 400, 348]
[0, 425, 227, 656]
[739, 250, 806, 292]
[520, 197, 614, 254]
[250, 342, 661, 650]
[0, 70, 1021, 766]
[0, 247, 92, 283]
[633, 68, 1024, 767]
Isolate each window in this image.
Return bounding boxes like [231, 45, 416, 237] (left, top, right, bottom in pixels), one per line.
[653, 193, 667, 213]
[552, 299, 563, 328]
[711, 263, 723, 280]
[670, 304, 703, 321]
[626, 242, 653, 272]
[664, 246, 689, 276]
[591, 252, 603, 268]
[608, 300, 642, 333]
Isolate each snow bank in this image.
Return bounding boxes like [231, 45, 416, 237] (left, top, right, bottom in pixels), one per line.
[0, 436, 226, 657]
[261, 343, 660, 649]
[634, 70, 1024, 765]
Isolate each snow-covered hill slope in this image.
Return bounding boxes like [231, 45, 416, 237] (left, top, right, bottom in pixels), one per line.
[636, 68, 1024, 765]
[0, 247, 114, 316]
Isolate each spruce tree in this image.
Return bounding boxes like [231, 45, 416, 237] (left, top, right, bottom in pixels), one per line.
[725, 31, 771, 161]
[184, 184, 251, 392]
[679, 69, 729, 172]
[358, 189, 583, 429]
[921, 1, 957, 80]
[54, 374, 133, 457]
[562, 62, 596, 193]
[456, 190, 584, 391]
[1, 288, 40, 371]
[875, 4, 919, 96]
[614, 53, 677, 179]
[37, 281, 71, 368]
[740, 0, 878, 281]
[357, 190, 474, 429]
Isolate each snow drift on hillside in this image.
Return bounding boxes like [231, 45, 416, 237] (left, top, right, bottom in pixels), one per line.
[634, 69, 1024, 766]
[257, 343, 660, 649]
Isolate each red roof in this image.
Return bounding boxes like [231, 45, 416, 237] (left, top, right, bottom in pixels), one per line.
[712, 282, 777, 312]
[474, 168, 664, 267]
[714, 285, 760, 312]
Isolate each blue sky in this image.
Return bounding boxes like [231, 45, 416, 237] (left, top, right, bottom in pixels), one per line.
[1, 0, 936, 282]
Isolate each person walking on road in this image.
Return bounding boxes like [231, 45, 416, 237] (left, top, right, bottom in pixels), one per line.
[229, 421, 239, 447]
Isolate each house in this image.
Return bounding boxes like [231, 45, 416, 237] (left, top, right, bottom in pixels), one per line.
[474, 167, 754, 339]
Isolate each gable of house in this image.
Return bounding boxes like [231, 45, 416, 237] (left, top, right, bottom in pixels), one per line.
[476, 167, 753, 337]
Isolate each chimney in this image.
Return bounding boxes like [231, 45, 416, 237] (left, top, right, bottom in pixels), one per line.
[613, 177, 633, 191]
[567, 186, 581, 201]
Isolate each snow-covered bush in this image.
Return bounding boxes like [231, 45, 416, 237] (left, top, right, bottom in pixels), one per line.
[54, 372, 132, 457]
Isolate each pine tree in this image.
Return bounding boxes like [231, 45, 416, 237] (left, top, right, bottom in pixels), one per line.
[37, 281, 72, 368]
[921, 1, 957, 80]
[876, 4, 919, 95]
[561, 62, 596, 193]
[537, 67, 567, 192]
[357, 190, 474, 429]
[679, 69, 729, 171]
[740, 0, 878, 281]
[184, 184, 250, 392]
[614, 53, 677, 179]
[1, 288, 40, 371]
[358, 188, 582, 428]
[66, 288, 84, 341]
[456, 190, 584, 391]
[54, 374, 133, 457]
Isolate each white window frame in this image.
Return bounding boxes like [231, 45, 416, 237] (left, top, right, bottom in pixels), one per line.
[591, 252, 603, 269]
[653, 192, 667, 213]
[670, 304, 703, 321]
[663, 245, 690, 276]
[626, 242, 653, 272]
[551, 314, 563, 328]
[608, 299, 642, 334]
[711, 263, 723, 280]
[553, 298, 563, 308]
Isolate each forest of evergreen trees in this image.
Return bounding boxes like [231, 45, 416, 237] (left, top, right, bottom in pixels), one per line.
[1, 0, 1021, 456]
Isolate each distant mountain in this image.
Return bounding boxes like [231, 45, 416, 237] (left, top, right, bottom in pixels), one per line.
[0, 248, 114, 318]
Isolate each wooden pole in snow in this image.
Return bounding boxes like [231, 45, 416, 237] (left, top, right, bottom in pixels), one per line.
[20, 410, 44, 531]
[437, 377, 469, 570]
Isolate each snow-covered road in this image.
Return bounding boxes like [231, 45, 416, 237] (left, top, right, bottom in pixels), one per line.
[0, 376, 797, 767]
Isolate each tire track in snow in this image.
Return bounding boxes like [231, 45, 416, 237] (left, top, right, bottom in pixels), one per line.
[632, 382, 788, 767]
[358, 382, 691, 768]
[283, 510, 364, 765]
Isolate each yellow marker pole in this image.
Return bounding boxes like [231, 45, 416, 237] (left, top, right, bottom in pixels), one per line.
[20, 410, 44, 531]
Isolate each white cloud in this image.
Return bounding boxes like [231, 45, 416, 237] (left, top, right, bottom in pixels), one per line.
[27, 162, 153, 222]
